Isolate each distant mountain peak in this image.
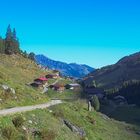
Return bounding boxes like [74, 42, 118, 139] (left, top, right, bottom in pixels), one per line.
[35, 54, 94, 78]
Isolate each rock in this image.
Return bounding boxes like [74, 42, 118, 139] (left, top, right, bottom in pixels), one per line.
[1, 85, 9, 90]
[49, 110, 53, 113]
[88, 101, 92, 111]
[42, 87, 48, 94]
[10, 88, 16, 94]
[63, 119, 86, 137]
[101, 114, 110, 120]
[1, 85, 16, 94]
[28, 120, 33, 124]
[14, 96, 17, 99]
[22, 126, 27, 131]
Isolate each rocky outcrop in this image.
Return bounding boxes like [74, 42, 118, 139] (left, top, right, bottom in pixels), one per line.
[1, 84, 16, 94]
[63, 119, 86, 137]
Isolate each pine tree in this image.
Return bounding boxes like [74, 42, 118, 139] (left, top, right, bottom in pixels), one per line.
[12, 28, 16, 40]
[5, 25, 13, 54]
[22, 50, 28, 58]
[28, 52, 35, 61]
[5, 24, 12, 40]
[12, 28, 20, 54]
[5, 25, 20, 54]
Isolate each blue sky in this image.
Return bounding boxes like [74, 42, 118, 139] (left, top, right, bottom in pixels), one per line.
[0, 0, 140, 68]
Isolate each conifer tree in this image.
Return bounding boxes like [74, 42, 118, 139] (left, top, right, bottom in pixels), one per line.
[5, 25, 13, 54]
[5, 24, 12, 40]
[5, 25, 20, 54]
[28, 52, 35, 61]
[12, 28, 16, 40]
[12, 28, 20, 54]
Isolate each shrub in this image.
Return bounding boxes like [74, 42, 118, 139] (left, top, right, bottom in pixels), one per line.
[1, 89, 12, 100]
[1, 126, 15, 140]
[18, 134, 29, 140]
[40, 129, 56, 140]
[86, 115, 96, 125]
[53, 110, 64, 118]
[12, 115, 25, 128]
[91, 95, 100, 111]
[80, 137, 87, 140]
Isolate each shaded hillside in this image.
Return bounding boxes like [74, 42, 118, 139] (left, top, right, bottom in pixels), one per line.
[83, 52, 140, 89]
[35, 54, 94, 78]
[107, 81, 140, 106]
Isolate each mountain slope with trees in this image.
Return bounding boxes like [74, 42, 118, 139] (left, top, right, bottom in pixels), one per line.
[83, 52, 140, 89]
[82, 52, 140, 106]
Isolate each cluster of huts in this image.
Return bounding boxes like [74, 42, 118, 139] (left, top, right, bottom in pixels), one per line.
[30, 70, 81, 93]
[30, 70, 59, 88]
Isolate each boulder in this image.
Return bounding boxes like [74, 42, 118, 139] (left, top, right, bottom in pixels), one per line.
[42, 87, 48, 94]
[63, 119, 86, 137]
[28, 120, 33, 124]
[1, 85, 16, 94]
[1, 85, 9, 90]
[88, 101, 92, 111]
[10, 88, 16, 94]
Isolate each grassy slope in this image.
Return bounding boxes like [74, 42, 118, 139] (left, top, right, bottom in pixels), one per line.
[0, 54, 51, 109]
[0, 101, 139, 140]
[51, 101, 140, 140]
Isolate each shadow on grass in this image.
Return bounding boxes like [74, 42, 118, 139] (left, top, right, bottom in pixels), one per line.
[101, 105, 140, 127]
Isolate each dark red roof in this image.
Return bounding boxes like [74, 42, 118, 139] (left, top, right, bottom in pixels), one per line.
[38, 77, 48, 81]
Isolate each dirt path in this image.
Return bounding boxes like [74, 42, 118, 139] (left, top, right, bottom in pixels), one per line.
[0, 100, 62, 116]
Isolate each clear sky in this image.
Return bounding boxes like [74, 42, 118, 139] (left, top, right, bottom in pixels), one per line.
[0, 0, 140, 68]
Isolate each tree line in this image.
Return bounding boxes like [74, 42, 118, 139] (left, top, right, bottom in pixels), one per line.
[107, 80, 140, 106]
[0, 25, 35, 60]
[0, 25, 20, 54]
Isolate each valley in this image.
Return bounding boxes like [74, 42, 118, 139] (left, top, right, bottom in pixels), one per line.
[0, 24, 140, 140]
[0, 53, 140, 140]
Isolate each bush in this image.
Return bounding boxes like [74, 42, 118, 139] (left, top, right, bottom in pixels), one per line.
[53, 110, 64, 118]
[18, 134, 29, 140]
[40, 129, 56, 140]
[1, 126, 15, 140]
[86, 115, 96, 125]
[12, 115, 25, 128]
[1, 89, 12, 100]
[91, 95, 100, 111]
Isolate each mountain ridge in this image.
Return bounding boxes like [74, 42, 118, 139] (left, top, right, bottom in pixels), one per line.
[35, 54, 94, 78]
[83, 52, 140, 89]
